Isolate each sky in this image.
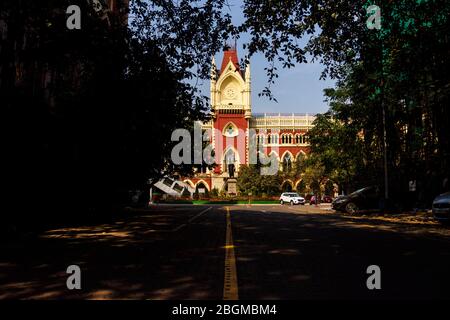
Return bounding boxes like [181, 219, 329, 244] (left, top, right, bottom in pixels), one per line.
[197, 0, 336, 115]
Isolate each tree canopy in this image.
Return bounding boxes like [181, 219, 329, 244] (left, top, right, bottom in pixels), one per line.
[0, 0, 233, 224]
[239, 0, 450, 206]
[2, 0, 449, 224]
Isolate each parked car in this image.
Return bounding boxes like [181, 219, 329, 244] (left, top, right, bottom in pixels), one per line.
[322, 195, 333, 203]
[432, 192, 450, 222]
[280, 192, 305, 205]
[332, 186, 381, 214]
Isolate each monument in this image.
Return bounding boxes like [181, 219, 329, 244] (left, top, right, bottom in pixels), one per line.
[227, 163, 237, 196]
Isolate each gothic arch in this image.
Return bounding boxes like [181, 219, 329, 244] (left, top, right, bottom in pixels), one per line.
[281, 151, 294, 172]
[195, 179, 211, 192]
[222, 121, 239, 137]
[281, 150, 294, 161]
[183, 180, 195, 188]
[221, 146, 241, 173]
[295, 150, 307, 161]
[216, 62, 245, 89]
[281, 179, 294, 192]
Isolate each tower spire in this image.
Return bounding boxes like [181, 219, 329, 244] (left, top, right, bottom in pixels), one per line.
[211, 56, 217, 79]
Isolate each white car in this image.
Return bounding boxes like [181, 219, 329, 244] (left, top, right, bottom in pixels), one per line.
[280, 192, 305, 205]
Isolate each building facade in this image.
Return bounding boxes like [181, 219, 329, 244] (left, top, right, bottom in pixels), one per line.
[184, 48, 316, 193]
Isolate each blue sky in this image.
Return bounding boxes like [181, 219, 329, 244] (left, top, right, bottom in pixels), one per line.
[197, 0, 335, 115]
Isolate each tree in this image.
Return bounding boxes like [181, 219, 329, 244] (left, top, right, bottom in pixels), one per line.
[237, 165, 260, 196]
[240, 0, 450, 206]
[1, 0, 233, 226]
[237, 165, 281, 197]
[302, 161, 325, 196]
[296, 180, 306, 195]
[210, 187, 219, 198]
[324, 180, 335, 197]
[293, 153, 307, 177]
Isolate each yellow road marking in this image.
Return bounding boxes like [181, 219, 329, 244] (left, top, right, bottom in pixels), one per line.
[223, 207, 239, 300]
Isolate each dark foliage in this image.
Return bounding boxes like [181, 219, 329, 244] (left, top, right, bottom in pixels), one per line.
[0, 0, 231, 227]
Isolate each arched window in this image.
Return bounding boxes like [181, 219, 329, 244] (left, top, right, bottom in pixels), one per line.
[271, 134, 279, 144]
[295, 134, 301, 144]
[222, 122, 238, 137]
[195, 181, 209, 197]
[258, 134, 265, 145]
[282, 153, 292, 172]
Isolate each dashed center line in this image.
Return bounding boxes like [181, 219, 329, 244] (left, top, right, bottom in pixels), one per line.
[223, 207, 239, 300]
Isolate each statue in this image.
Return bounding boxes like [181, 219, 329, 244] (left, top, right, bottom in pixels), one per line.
[228, 163, 235, 178]
[225, 150, 236, 178]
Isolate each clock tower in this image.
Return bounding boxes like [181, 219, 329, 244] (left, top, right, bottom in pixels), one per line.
[179, 48, 315, 195]
[209, 46, 251, 189]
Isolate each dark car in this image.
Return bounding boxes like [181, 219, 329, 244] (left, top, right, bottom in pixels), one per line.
[432, 192, 450, 223]
[322, 195, 333, 203]
[332, 186, 381, 214]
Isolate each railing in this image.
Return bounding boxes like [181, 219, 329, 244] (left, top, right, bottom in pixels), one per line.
[201, 112, 316, 129]
[250, 113, 316, 128]
[213, 104, 247, 110]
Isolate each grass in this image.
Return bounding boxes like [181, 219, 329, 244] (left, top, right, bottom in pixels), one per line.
[193, 200, 279, 205]
[156, 199, 280, 205]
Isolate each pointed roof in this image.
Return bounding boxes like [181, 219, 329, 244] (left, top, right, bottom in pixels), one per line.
[220, 48, 240, 75]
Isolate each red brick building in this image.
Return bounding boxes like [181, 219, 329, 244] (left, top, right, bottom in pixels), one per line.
[184, 48, 316, 193]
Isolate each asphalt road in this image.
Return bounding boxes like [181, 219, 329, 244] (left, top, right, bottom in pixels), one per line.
[1, 204, 450, 299]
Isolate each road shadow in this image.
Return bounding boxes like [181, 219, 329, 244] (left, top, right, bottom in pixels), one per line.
[228, 206, 450, 300]
[0, 206, 225, 299]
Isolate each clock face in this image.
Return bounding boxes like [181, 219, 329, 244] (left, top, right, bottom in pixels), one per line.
[225, 87, 237, 99]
